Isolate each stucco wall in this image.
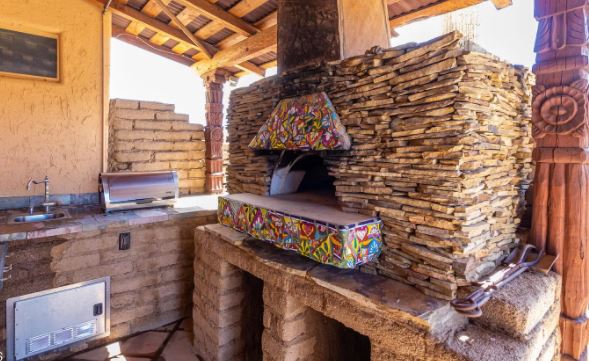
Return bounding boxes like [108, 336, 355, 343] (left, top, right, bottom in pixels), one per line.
[0, 0, 106, 197]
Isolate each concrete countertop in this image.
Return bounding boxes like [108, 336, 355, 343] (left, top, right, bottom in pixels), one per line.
[0, 195, 219, 242]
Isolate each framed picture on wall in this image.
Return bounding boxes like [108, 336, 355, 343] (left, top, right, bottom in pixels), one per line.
[0, 25, 59, 81]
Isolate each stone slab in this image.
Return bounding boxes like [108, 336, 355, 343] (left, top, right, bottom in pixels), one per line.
[0, 195, 218, 242]
[446, 305, 560, 361]
[474, 270, 561, 339]
[202, 224, 459, 330]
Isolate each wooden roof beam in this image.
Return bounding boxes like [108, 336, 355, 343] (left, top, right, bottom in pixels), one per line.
[112, 24, 195, 66]
[490, 0, 512, 9]
[108, 2, 217, 56]
[235, 62, 265, 77]
[192, 10, 276, 61]
[234, 59, 276, 77]
[389, 0, 484, 28]
[193, 0, 268, 41]
[175, 0, 260, 37]
[193, 24, 277, 75]
[153, 0, 213, 58]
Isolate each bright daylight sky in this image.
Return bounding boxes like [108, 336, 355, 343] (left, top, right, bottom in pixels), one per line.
[109, 0, 536, 125]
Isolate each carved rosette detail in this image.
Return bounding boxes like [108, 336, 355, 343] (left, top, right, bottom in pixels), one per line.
[532, 79, 589, 138]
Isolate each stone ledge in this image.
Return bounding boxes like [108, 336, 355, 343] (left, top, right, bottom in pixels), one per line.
[445, 304, 560, 361]
[474, 270, 561, 339]
[198, 224, 468, 346]
[0, 195, 218, 242]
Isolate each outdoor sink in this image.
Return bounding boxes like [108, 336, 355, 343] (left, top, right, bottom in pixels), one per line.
[8, 211, 69, 224]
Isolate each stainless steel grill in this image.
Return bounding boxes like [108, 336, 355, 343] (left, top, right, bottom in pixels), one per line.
[99, 171, 179, 213]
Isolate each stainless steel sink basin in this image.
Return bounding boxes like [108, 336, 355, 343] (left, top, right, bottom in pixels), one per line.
[8, 211, 69, 224]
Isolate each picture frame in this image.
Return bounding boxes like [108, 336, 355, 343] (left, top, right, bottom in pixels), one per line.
[0, 24, 60, 82]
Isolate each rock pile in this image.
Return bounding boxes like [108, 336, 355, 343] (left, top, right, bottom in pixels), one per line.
[225, 32, 534, 299]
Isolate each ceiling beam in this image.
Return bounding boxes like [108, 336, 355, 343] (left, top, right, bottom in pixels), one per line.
[193, 24, 277, 75]
[108, 2, 217, 56]
[175, 0, 260, 37]
[235, 62, 265, 77]
[489, 0, 512, 9]
[389, 0, 484, 28]
[192, 10, 276, 61]
[112, 24, 195, 66]
[153, 0, 213, 58]
[193, 0, 268, 42]
[235, 59, 277, 77]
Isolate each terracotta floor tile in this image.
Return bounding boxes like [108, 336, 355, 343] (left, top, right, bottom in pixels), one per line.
[161, 331, 198, 361]
[179, 318, 192, 331]
[120, 331, 169, 357]
[68, 342, 123, 360]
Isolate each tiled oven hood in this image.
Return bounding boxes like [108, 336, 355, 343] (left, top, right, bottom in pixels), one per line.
[249, 92, 351, 151]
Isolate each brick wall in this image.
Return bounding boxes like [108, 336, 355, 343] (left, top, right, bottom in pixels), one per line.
[108, 99, 206, 195]
[2, 212, 216, 359]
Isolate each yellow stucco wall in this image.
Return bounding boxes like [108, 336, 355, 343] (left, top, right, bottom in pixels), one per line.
[0, 0, 107, 197]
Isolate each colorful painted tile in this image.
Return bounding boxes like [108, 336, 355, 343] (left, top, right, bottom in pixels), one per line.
[249, 92, 351, 151]
[217, 196, 382, 269]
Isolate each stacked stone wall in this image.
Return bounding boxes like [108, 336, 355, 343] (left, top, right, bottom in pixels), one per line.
[108, 99, 206, 194]
[226, 32, 534, 300]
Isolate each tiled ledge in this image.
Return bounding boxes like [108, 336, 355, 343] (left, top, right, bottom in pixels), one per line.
[0, 195, 218, 242]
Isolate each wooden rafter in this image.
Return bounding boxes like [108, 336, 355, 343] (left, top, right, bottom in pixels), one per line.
[192, 10, 277, 61]
[235, 59, 276, 77]
[235, 62, 265, 77]
[175, 0, 260, 37]
[107, 0, 267, 74]
[193, 0, 268, 42]
[194, 24, 277, 75]
[152, 0, 213, 58]
[112, 24, 194, 66]
[389, 0, 485, 28]
[490, 0, 512, 9]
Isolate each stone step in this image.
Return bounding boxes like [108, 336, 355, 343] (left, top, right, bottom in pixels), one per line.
[444, 303, 559, 361]
[465, 270, 561, 339]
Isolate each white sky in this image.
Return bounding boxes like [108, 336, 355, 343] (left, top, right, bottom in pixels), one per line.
[109, 0, 536, 125]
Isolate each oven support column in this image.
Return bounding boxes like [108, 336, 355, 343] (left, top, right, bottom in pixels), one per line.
[530, 1, 589, 359]
[203, 70, 226, 194]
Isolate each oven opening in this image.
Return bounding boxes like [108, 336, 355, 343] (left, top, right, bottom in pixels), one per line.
[269, 152, 335, 203]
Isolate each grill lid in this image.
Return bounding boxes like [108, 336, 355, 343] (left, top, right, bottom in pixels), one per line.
[99, 171, 178, 212]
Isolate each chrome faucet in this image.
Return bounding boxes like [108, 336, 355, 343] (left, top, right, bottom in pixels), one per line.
[26, 176, 56, 213]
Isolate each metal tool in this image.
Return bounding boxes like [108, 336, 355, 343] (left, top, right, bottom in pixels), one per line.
[451, 244, 544, 318]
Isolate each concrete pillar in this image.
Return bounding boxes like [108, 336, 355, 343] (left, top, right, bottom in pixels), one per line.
[530, 0, 589, 359]
[203, 71, 226, 194]
[277, 0, 390, 74]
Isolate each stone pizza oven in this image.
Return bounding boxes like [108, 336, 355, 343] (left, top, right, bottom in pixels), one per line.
[193, 30, 562, 361]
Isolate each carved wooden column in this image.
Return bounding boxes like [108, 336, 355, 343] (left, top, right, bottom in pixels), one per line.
[530, 1, 589, 359]
[203, 71, 226, 194]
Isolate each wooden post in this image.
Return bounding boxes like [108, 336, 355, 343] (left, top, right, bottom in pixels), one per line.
[203, 70, 226, 194]
[530, 1, 589, 359]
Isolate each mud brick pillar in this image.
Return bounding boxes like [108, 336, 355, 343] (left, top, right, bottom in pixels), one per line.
[193, 229, 246, 360]
[203, 71, 226, 194]
[262, 285, 316, 361]
[530, 1, 589, 359]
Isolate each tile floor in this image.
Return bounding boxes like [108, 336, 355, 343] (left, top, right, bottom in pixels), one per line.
[67, 319, 198, 361]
